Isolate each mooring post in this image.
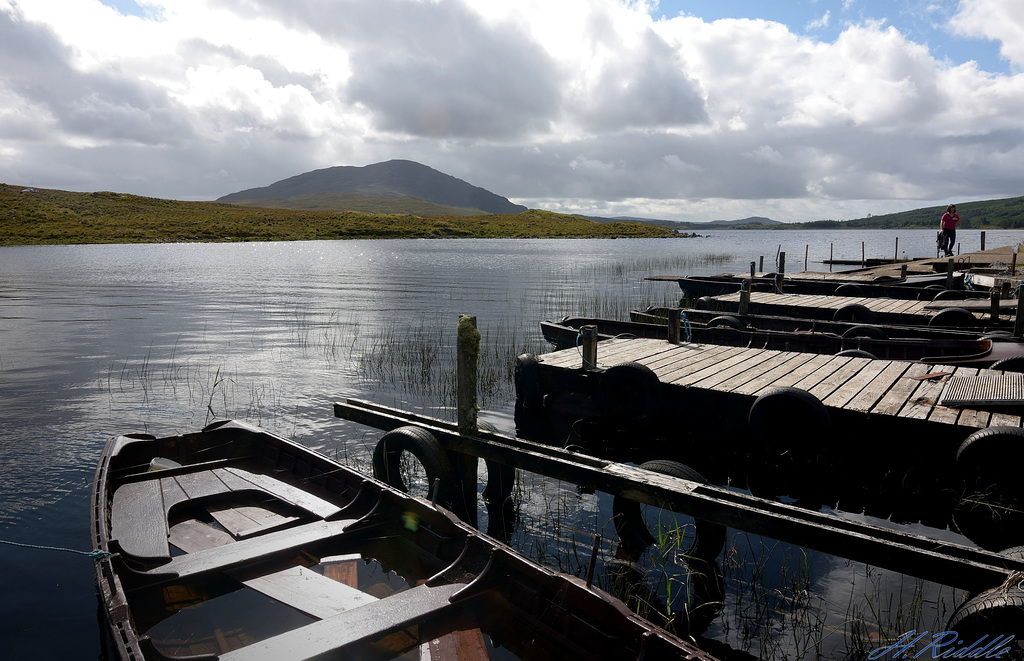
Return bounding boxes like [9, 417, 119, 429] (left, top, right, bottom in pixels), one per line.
[749, 261, 756, 279]
[667, 308, 681, 344]
[456, 315, 480, 526]
[991, 290, 1001, 322]
[861, 241, 865, 267]
[981, 231, 986, 251]
[894, 237, 899, 262]
[946, 258, 955, 289]
[804, 244, 809, 271]
[900, 264, 907, 279]
[1015, 295, 1024, 339]
[1012, 246, 1019, 277]
[581, 325, 599, 371]
[739, 280, 751, 316]
[759, 255, 764, 272]
[776, 251, 786, 291]
[1002, 281, 1012, 299]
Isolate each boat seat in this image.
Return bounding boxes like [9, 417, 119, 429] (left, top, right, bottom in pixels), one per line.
[110, 466, 342, 562]
[217, 582, 466, 661]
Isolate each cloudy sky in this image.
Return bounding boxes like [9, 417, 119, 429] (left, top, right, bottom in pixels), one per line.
[2, 0, 1023, 223]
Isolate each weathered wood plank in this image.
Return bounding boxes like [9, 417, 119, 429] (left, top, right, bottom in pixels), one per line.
[685, 349, 782, 389]
[658, 346, 756, 384]
[869, 362, 938, 417]
[750, 353, 837, 391]
[716, 351, 816, 394]
[792, 356, 854, 393]
[111, 480, 169, 561]
[845, 361, 912, 412]
[822, 359, 892, 409]
[807, 357, 872, 402]
[898, 364, 959, 420]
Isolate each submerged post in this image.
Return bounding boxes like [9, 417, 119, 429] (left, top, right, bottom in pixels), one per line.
[581, 325, 599, 371]
[456, 315, 480, 526]
[667, 308, 681, 344]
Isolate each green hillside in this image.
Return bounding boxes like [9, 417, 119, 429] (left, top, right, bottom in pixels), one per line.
[225, 191, 488, 216]
[0, 184, 673, 245]
[799, 196, 1024, 229]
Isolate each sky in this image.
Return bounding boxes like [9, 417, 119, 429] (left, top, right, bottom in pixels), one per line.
[2, 0, 1024, 223]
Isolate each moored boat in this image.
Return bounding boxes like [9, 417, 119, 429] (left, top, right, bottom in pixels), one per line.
[91, 420, 718, 661]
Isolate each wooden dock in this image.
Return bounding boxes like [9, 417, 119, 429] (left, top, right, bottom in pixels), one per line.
[699, 290, 1012, 325]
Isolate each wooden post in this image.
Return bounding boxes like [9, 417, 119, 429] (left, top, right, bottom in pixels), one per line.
[776, 252, 785, 291]
[804, 244, 809, 271]
[759, 255, 764, 272]
[1015, 295, 1024, 339]
[894, 237, 899, 263]
[861, 242, 865, 267]
[739, 281, 751, 316]
[750, 261, 756, 279]
[1002, 281, 1012, 299]
[581, 325, 598, 371]
[667, 308, 681, 344]
[830, 243, 834, 273]
[900, 264, 907, 279]
[1012, 246, 1018, 277]
[981, 231, 986, 251]
[456, 315, 480, 526]
[945, 259, 955, 289]
[990, 291, 1001, 323]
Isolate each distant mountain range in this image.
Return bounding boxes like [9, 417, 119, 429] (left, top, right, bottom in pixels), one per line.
[218, 159, 527, 216]
[587, 215, 784, 229]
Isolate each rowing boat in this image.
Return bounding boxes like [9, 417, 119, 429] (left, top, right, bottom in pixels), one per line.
[91, 420, 718, 661]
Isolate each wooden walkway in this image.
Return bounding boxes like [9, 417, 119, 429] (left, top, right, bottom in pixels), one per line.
[538, 337, 1021, 431]
[705, 291, 1004, 322]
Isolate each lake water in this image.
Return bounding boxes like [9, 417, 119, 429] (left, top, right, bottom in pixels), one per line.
[2, 229, 1021, 659]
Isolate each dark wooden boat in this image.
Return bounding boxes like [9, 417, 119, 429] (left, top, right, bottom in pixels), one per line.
[543, 315, 1024, 366]
[668, 274, 983, 301]
[631, 305, 1015, 340]
[91, 420, 718, 661]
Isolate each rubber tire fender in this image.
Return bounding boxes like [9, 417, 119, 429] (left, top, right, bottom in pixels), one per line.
[834, 284, 863, 296]
[832, 303, 876, 323]
[932, 289, 966, 301]
[952, 428, 1024, 549]
[372, 426, 453, 498]
[928, 307, 980, 328]
[946, 546, 1024, 640]
[989, 355, 1024, 373]
[836, 349, 876, 359]
[597, 362, 663, 425]
[841, 325, 887, 340]
[612, 460, 727, 563]
[748, 386, 831, 457]
[707, 315, 742, 330]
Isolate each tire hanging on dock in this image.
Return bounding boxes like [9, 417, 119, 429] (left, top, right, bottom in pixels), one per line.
[372, 426, 454, 504]
[707, 315, 743, 330]
[841, 325, 887, 340]
[929, 307, 980, 328]
[951, 427, 1024, 550]
[596, 362, 663, 425]
[946, 547, 1024, 650]
[612, 460, 727, 564]
[832, 303, 876, 323]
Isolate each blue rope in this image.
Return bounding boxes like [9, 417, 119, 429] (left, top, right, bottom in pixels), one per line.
[964, 272, 975, 291]
[680, 311, 693, 343]
[0, 538, 112, 560]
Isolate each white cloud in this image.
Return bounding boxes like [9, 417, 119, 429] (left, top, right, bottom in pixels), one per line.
[1, 0, 1023, 220]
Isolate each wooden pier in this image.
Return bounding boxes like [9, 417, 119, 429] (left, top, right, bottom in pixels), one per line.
[698, 290, 1014, 326]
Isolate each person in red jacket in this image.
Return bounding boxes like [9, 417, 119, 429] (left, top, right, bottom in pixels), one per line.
[940, 204, 960, 257]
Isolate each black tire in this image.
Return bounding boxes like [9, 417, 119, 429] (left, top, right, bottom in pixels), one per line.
[832, 303, 876, 323]
[834, 284, 863, 296]
[842, 325, 888, 340]
[748, 387, 831, 461]
[952, 428, 1024, 550]
[612, 460, 727, 563]
[707, 315, 742, 330]
[990, 356, 1024, 373]
[597, 362, 662, 425]
[695, 296, 716, 311]
[929, 307, 980, 328]
[836, 349, 876, 359]
[872, 274, 899, 282]
[932, 289, 966, 301]
[372, 426, 453, 500]
[946, 583, 1024, 651]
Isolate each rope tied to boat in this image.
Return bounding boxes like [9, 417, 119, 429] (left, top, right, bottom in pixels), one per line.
[0, 538, 113, 560]
[681, 311, 693, 343]
[964, 272, 975, 290]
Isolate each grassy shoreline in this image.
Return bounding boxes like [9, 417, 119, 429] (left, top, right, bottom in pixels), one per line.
[0, 184, 674, 245]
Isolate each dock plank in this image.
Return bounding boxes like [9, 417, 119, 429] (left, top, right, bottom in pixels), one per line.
[822, 359, 892, 409]
[716, 351, 817, 394]
[806, 357, 873, 402]
[659, 346, 757, 384]
[682, 349, 781, 389]
[870, 363, 939, 417]
[845, 361, 913, 413]
[752, 353, 837, 391]
[898, 364, 959, 421]
[792, 356, 854, 393]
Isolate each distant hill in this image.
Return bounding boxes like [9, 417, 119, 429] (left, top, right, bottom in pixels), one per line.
[588, 214, 784, 230]
[218, 160, 528, 216]
[799, 196, 1024, 229]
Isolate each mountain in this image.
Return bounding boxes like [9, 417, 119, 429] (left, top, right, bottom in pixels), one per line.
[218, 160, 527, 215]
[586, 214, 783, 229]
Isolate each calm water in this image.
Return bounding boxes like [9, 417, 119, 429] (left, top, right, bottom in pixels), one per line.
[1, 229, 1020, 659]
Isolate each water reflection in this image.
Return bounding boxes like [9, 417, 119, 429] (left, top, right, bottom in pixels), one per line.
[2, 231, 1022, 659]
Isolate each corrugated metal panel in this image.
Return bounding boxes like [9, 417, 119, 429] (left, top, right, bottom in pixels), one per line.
[940, 374, 1024, 407]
